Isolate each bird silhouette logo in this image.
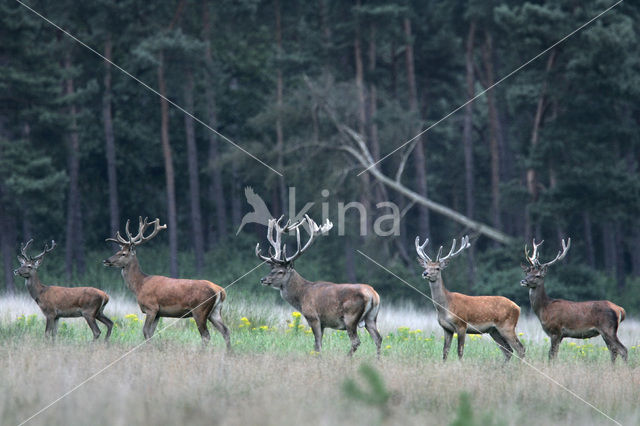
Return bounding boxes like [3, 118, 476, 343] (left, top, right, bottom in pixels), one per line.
[236, 187, 274, 235]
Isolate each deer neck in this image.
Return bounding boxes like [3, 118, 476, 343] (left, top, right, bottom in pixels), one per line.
[122, 257, 147, 295]
[428, 274, 450, 315]
[25, 274, 47, 301]
[529, 282, 550, 317]
[280, 269, 309, 311]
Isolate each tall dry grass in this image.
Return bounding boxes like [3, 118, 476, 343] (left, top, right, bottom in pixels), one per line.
[0, 341, 638, 426]
[1, 292, 639, 425]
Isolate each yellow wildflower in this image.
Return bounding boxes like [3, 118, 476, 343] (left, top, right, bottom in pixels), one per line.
[292, 312, 302, 318]
[518, 332, 524, 336]
[125, 314, 138, 321]
[259, 325, 269, 331]
[385, 345, 391, 349]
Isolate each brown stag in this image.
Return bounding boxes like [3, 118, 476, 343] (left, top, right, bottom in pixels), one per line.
[14, 240, 113, 341]
[416, 236, 525, 361]
[521, 238, 627, 362]
[256, 215, 382, 356]
[103, 217, 230, 349]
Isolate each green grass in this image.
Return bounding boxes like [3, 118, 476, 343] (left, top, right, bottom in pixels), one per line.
[1, 299, 639, 426]
[2, 309, 638, 365]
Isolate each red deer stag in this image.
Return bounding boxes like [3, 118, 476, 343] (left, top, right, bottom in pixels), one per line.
[14, 240, 113, 341]
[521, 238, 627, 362]
[103, 217, 230, 349]
[256, 215, 382, 356]
[415, 236, 525, 361]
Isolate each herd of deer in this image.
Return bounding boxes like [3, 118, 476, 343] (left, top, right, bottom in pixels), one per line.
[12, 215, 628, 363]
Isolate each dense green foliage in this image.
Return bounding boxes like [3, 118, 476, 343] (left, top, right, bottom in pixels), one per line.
[1, 1, 639, 312]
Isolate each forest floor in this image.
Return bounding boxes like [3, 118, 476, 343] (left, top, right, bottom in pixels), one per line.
[0, 294, 639, 426]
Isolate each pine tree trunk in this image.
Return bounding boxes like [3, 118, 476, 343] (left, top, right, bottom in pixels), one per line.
[630, 227, 640, 277]
[404, 16, 430, 238]
[583, 212, 596, 268]
[463, 22, 476, 285]
[103, 35, 119, 236]
[344, 237, 357, 283]
[183, 71, 204, 273]
[64, 51, 81, 281]
[483, 32, 502, 232]
[354, 1, 372, 214]
[602, 221, 616, 277]
[525, 51, 556, 241]
[275, 0, 286, 209]
[231, 160, 242, 227]
[0, 187, 16, 294]
[158, 53, 178, 278]
[202, 1, 227, 246]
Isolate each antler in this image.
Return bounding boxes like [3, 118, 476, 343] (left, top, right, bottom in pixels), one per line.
[20, 239, 34, 260]
[436, 236, 470, 263]
[539, 238, 571, 268]
[256, 215, 333, 264]
[106, 217, 167, 246]
[19, 239, 56, 262]
[415, 236, 470, 264]
[415, 236, 432, 263]
[524, 238, 571, 268]
[524, 239, 544, 266]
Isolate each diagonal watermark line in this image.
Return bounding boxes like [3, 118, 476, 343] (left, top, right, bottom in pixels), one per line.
[17, 261, 267, 426]
[14, 0, 283, 177]
[358, 0, 624, 176]
[356, 250, 621, 426]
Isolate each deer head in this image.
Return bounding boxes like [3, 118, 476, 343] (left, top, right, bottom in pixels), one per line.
[256, 215, 333, 289]
[415, 235, 470, 282]
[103, 217, 166, 268]
[14, 239, 56, 278]
[520, 238, 571, 288]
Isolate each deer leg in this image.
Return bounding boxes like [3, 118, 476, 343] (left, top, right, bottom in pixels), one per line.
[83, 314, 102, 340]
[97, 313, 114, 340]
[614, 336, 628, 362]
[346, 325, 361, 357]
[147, 316, 161, 338]
[44, 316, 54, 340]
[500, 328, 526, 359]
[549, 335, 562, 361]
[142, 311, 158, 340]
[601, 332, 626, 363]
[442, 329, 453, 361]
[489, 329, 513, 362]
[52, 318, 60, 340]
[193, 312, 211, 344]
[307, 317, 323, 352]
[456, 328, 467, 359]
[364, 319, 382, 358]
[209, 304, 231, 351]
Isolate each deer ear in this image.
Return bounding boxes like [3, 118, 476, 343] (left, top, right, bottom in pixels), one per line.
[440, 259, 450, 269]
[17, 256, 26, 266]
[541, 265, 548, 275]
[520, 263, 530, 272]
[33, 258, 42, 268]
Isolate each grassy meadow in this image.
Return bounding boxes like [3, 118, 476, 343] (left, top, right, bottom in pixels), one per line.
[1, 292, 639, 426]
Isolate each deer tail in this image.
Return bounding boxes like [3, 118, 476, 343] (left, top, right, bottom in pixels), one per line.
[358, 288, 380, 328]
[618, 307, 625, 324]
[100, 293, 110, 311]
